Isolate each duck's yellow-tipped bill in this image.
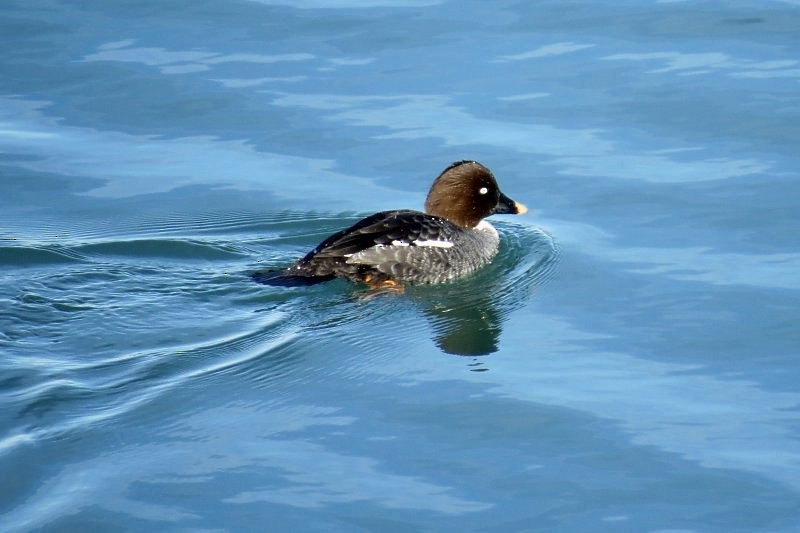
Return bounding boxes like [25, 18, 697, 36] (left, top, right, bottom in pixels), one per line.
[493, 192, 527, 215]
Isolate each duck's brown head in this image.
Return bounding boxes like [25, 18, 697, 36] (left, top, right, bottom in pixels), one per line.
[424, 160, 527, 228]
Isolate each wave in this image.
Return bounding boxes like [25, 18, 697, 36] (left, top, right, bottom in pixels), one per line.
[0, 211, 558, 459]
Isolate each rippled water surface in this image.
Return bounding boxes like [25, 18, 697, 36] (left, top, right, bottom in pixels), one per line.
[2, 1, 800, 531]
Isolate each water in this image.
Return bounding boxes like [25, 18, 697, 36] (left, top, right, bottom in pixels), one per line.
[2, 0, 800, 530]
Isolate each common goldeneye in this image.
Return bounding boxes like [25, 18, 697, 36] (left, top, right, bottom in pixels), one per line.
[257, 160, 527, 286]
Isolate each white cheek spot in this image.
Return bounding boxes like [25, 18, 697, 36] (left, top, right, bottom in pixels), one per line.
[414, 240, 454, 248]
[479, 187, 489, 195]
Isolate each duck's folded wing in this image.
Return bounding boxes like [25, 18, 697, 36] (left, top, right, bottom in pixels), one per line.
[298, 209, 457, 263]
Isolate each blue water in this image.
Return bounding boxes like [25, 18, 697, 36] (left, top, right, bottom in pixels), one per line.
[2, 0, 800, 530]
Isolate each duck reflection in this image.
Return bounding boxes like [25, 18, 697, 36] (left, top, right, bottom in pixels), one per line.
[415, 287, 504, 356]
[409, 228, 558, 357]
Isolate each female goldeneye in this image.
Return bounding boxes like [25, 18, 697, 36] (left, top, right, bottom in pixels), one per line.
[256, 160, 527, 286]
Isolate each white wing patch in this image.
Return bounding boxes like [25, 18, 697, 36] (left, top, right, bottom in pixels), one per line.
[387, 239, 453, 248]
[345, 238, 454, 264]
[413, 240, 454, 248]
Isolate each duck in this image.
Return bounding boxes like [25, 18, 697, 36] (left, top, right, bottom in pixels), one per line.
[254, 160, 527, 287]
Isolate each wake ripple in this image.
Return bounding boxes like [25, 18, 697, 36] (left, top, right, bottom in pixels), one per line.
[1, 211, 558, 459]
